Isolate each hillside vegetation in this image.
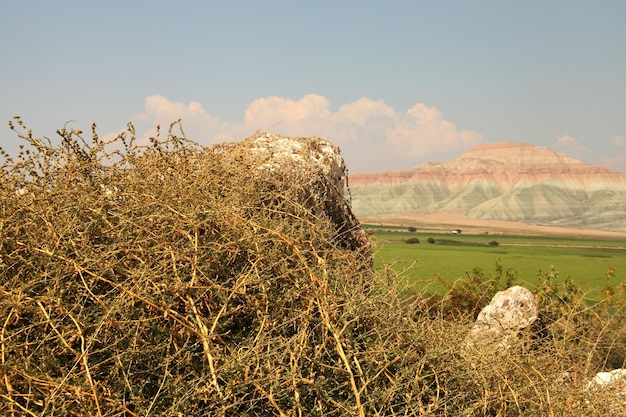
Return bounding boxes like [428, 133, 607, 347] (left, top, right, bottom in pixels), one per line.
[1, 119, 625, 416]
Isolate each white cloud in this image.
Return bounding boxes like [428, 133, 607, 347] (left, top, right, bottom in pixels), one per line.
[554, 134, 592, 161]
[386, 103, 485, 162]
[336, 98, 396, 126]
[244, 94, 332, 127]
[133, 94, 485, 173]
[610, 135, 626, 148]
[602, 135, 626, 173]
[136, 95, 248, 144]
[555, 134, 626, 172]
[556, 134, 576, 145]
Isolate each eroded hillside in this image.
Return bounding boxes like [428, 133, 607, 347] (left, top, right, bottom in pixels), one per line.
[349, 142, 626, 232]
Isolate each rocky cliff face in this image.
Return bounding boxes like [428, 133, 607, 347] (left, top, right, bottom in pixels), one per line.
[349, 142, 626, 232]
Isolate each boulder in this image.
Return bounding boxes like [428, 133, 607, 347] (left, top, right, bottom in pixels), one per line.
[585, 368, 626, 412]
[249, 131, 347, 191]
[465, 286, 538, 351]
[587, 368, 626, 392]
[216, 131, 369, 253]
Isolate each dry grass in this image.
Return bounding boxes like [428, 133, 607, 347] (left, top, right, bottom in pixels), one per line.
[0, 118, 624, 416]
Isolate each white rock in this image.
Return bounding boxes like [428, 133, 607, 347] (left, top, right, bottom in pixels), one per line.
[220, 131, 368, 252]
[586, 369, 626, 391]
[249, 132, 346, 192]
[465, 286, 538, 351]
[585, 369, 626, 413]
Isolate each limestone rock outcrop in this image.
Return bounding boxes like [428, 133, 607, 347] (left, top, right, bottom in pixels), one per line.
[217, 131, 369, 253]
[249, 131, 347, 192]
[465, 285, 538, 351]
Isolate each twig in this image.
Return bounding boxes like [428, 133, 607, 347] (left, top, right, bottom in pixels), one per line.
[187, 294, 223, 399]
[67, 313, 102, 417]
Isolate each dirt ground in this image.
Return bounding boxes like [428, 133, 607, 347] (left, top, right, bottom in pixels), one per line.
[359, 213, 626, 239]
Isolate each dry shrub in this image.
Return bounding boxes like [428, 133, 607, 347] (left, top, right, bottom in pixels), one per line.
[1, 118, 624, 416]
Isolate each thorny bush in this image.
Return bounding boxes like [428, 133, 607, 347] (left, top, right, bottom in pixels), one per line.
[0, 117, 625, 416]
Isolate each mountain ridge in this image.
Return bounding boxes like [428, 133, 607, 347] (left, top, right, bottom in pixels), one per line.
[348, 142, 626, 232]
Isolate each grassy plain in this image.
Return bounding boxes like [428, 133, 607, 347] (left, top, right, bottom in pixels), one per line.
[369, 227, 626, 298]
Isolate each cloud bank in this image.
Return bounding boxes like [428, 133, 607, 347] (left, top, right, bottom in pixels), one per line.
[134, 94, 485, 173]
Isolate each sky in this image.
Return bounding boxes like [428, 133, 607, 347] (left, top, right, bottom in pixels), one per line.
[1, 0, 625, 173]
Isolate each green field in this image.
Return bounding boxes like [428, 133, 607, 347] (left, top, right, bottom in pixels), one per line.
[370, 228, 626, 298]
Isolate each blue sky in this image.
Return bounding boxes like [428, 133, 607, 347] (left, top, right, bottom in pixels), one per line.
[1, 0, 625, 173]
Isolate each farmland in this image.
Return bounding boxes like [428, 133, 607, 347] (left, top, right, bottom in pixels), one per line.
[368, 226, 626, 299]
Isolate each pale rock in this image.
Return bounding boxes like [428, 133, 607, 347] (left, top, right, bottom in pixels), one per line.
[586, 368, 626, 392]
[220, 131, 369, 252]
[465, 285, 538, 351]
[249, 131, 347, 192]
[585, 369, 626, 413]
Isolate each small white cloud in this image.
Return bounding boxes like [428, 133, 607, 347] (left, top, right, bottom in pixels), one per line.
[131, 94, 485, 173]
[188, 101, 205, 114]
[601, 135, 626, 172]
[556, 134, 576, 144]
[143, 95, 221, 125]
[554, 134, 592, 161]
[610, 135, 625, 148]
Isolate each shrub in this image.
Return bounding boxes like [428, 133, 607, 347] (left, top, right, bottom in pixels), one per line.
[427, 237, 435, 244]
[405, 237, 420, 244]
[0, 119, 377, 415]
[1, 118, 624, 416]
[407, 226, 417, 232]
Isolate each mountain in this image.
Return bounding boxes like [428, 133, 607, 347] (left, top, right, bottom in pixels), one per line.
[348, 142, 626, 232]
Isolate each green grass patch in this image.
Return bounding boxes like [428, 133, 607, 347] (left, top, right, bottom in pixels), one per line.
[371, 229, 626, 299]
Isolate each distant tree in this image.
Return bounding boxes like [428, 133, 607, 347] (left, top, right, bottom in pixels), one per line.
[406, 237, 420, 244]
[488, 240, 499, 246]
[427, 237, 435, 244]
[407, 226, 417, 233]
